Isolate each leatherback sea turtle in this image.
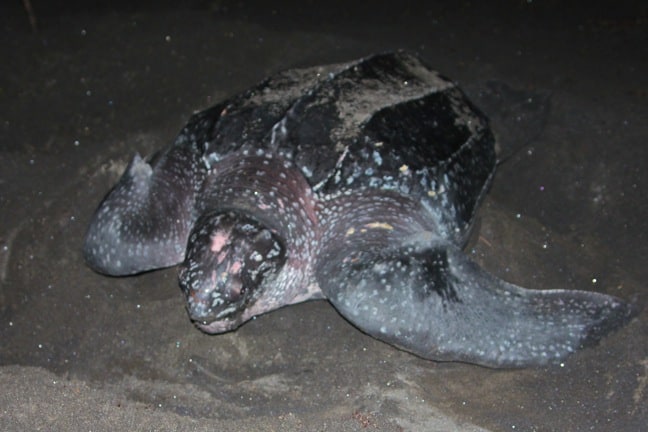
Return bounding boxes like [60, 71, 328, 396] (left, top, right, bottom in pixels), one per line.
[84, 52, 633, 367]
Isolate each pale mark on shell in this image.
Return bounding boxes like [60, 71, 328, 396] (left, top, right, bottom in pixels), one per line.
[364, 222, 394, 230]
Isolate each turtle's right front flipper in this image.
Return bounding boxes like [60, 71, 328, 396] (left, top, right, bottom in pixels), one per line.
[316, 240, 635, 368]
[83, 143, 205, 276]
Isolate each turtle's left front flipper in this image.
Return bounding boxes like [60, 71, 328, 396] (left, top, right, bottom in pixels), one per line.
[316, 240, 635, 368]
[83, 142, 206, 276]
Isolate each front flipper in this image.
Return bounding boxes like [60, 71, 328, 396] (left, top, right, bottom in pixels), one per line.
[316, 241, 634, 368]
[83, 144, 204, 276]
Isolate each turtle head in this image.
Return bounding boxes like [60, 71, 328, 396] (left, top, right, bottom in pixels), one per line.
[178, 211, 286, 333]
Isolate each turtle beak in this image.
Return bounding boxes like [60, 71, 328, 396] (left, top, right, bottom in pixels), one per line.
[179, 261, 249, 328]
[186, 282, 246, 334]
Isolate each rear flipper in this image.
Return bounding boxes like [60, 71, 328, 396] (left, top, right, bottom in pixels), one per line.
[316, 241, 635, 368]
[83, 145, 204, 276]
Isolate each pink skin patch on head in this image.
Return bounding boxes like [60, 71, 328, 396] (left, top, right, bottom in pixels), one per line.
[217, 251, 227, 264]
[229, 260, 242, 273]
[210, 231, 229, 253]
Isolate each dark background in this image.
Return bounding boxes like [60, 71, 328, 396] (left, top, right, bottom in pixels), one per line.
[1, 1, 646, 430]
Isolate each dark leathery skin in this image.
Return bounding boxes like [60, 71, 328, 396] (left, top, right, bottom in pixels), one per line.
[84, 52, 635, 367]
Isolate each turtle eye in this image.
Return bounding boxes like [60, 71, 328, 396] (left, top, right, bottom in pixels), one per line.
[240, 230, 286, 286]
[222, 277, 245, 302]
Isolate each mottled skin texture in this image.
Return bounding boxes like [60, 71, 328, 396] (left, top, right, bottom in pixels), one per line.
[84, 52, 634, 368]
